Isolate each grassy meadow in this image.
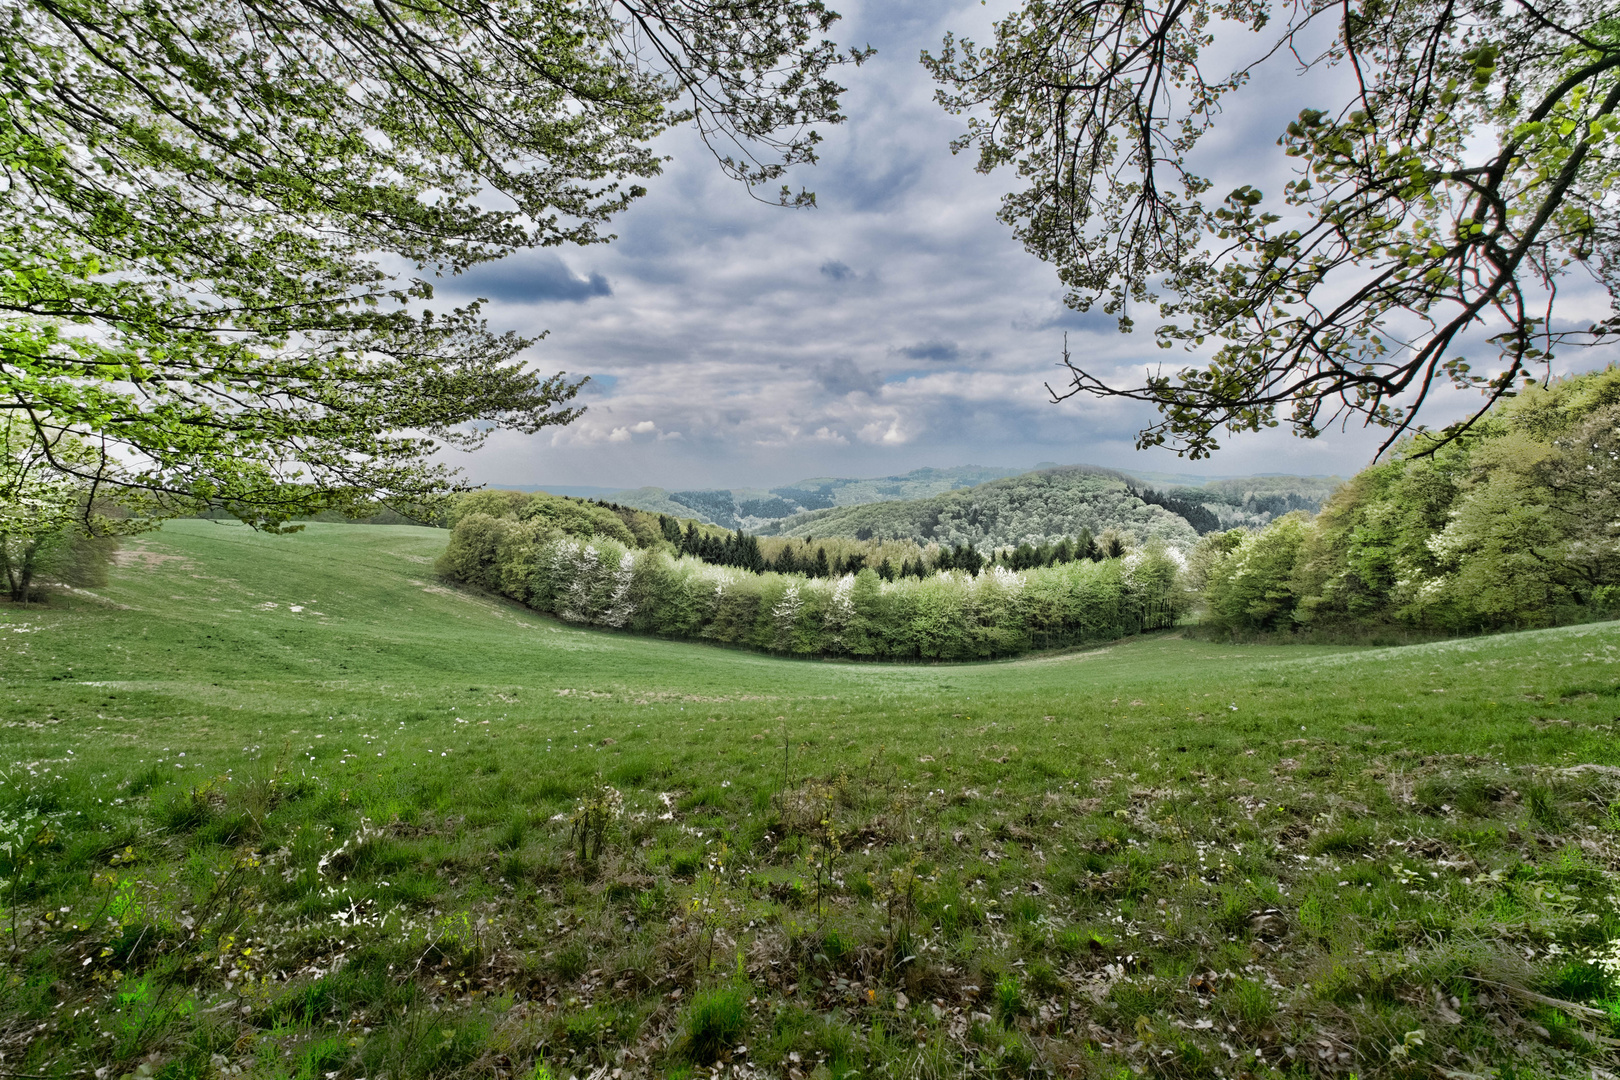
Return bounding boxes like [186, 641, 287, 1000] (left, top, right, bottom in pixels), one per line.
[2, 520, 1619, 1079]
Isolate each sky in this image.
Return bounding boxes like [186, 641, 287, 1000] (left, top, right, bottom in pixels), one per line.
[434, 0, 1616, 493]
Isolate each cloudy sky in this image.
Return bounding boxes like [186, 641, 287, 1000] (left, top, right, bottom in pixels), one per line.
[436, 0, 1615, 492]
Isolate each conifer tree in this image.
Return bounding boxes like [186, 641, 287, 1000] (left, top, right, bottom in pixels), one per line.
[813, 546, 831, 578]
[774, 545, 798, 574]
[877, 557, 895, 581]
[743, 535, 766, 573]
[1076, 529, 1099, 562]
[955, 544, 985, 575]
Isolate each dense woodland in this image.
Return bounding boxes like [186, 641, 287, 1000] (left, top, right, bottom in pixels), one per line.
[1164, 475, 1344, 531]
[1196, 367, 1620, 635]
[606, 466, 1031, 529]
[436, 494, 1186, 659]
[759, 467, 1200, 549]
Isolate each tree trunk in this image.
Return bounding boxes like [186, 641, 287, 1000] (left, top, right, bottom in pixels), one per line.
[1, 539, 40, 603]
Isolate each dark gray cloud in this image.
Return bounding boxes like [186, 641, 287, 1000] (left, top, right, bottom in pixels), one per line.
[897, 340, 960, 362]
[1023, 307, 1121, 334]
[449, 254, 611, 304]
[819, 260, 856, 281]
[814, 357, 883, 396]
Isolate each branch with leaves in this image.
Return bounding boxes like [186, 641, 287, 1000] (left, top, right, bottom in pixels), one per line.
[1, 0, 864, 526]
[929, 0, 1620, 457]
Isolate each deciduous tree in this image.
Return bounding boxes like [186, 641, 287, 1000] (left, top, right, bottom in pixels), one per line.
[928, 0, 1619, 456]
[3, 0, 863, 525]
[0, 418, 135, 601]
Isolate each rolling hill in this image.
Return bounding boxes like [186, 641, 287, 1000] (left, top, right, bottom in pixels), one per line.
[3, 520, 1615, 1080]
[757, 465, 1202, 549]
[586, 465, 1343, 537]
[601, 464, 1035, 529]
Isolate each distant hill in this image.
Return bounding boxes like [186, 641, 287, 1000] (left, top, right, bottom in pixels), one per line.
[757, 465, 1202, 550]
[1160, 475, 1345, 530]
[511, 464, 1346, 536]
[601, 464, 1033, 530]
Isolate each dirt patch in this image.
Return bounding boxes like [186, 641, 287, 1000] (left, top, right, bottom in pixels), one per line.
[113, 549, 194, 570]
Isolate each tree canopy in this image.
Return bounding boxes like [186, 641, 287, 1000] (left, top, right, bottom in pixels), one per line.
[927, 0, 1620, 457]
[1193, 364, 1620, 633]
[2, 0, 862, 527]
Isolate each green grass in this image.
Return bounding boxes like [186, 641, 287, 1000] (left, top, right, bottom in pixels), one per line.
[2, 519, 1619, 1078]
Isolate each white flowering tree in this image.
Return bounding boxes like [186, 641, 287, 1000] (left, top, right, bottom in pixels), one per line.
[0, 419, 139, 603]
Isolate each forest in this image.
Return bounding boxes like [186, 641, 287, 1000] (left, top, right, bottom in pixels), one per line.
[436, 499, 1185, 660]
[759, 466, 1200, 549]
[1195, 366, 1620, 634]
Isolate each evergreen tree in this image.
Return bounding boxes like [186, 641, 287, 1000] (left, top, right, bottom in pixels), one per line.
[1053, 537, 1076, 564]
[773, 545, 798, 574]
[934, 547, 953, 572]
[844, 552, 866, 574]
[813, 546, 831, 578]
[743, 535, 766, 573]
[682, 523, 701, 556]
[955, 544, 985, 575]
[1075, 529, 1099, 561]
[877, 557, 895, 581]
[660, 515, 683, 543]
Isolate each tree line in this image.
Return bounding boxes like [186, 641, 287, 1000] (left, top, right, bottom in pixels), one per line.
[438, 506, 1186, 660]
[760, 468, 1200, 552]
[663, 512, 1131, 581]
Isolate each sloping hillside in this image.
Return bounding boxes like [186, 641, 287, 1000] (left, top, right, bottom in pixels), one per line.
[1168, 474, 1345, 529]
[605, 464, 1031, 529]
[758, 465, 1201, 549]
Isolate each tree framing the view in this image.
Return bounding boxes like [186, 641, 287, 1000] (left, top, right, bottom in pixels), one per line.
[926, 0, 1620, 457]
[1, 0, 864, 528]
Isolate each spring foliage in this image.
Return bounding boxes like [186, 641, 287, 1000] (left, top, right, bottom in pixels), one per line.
[437, 505, 1187, 659]
[1196, 365, 1620, 633]
[761, 467, 1200, 551]
[1, 0, 859, 526]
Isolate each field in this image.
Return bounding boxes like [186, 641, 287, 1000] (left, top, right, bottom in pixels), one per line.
[2, 520, 1619, 1079]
